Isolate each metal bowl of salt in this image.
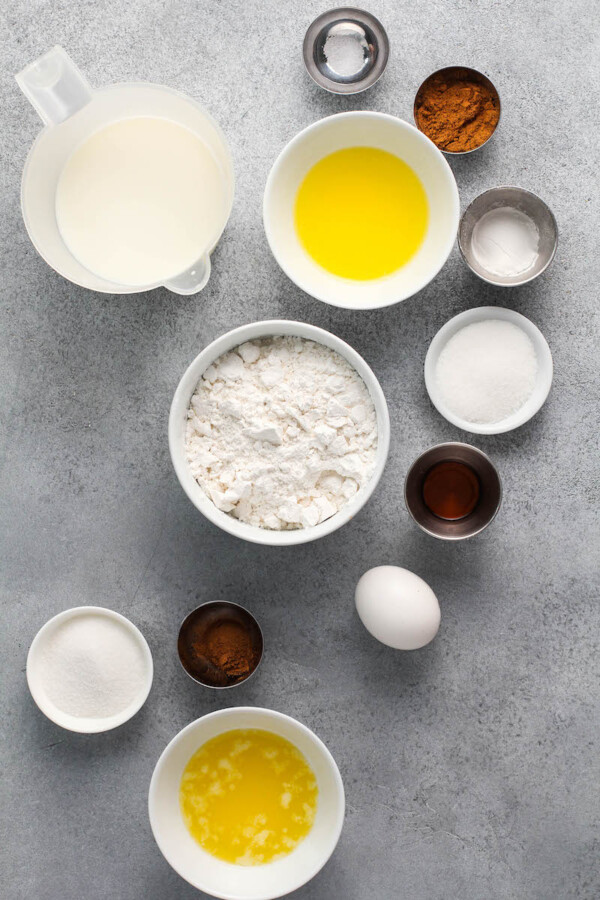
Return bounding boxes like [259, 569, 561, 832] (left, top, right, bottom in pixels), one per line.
[303, 8, 389, 94]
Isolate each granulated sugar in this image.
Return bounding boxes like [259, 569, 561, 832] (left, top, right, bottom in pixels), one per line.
[40, 613, 148, 719]
[435, 319, 538, 424]
[185, 336, 378, 529]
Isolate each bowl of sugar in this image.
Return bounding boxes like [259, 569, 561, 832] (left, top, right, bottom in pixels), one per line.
[27, 606, 153, 733]
[425, 307, 553, 435]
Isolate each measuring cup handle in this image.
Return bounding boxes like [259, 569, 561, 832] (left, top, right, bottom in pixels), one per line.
[15, 46, 93, 126]
[163, 255, 212, 296]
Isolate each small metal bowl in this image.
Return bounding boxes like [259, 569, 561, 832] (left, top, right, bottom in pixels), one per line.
[414, 66, 501, 155]
[177, 601, 263, 689]
[459, 186, 558, 286]
[303, 8, 389, 94]
[405, 443, 502, 540]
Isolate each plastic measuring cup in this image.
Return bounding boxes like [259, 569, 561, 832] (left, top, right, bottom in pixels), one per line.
[16, 47, 234, 295]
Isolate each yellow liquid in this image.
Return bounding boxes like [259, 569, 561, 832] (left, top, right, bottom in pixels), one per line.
[179, 729, 318, 865]
[294, 146, 429, 280]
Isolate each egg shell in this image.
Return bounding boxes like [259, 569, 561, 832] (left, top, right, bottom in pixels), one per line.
[355, 565, 440, 650]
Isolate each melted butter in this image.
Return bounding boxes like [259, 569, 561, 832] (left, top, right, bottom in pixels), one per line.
[294, 147, 428, 280]
[179, 728, 318, 865]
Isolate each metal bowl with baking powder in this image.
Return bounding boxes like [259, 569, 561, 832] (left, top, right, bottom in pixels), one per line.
[303, 8, 389, 94]
[459, 186, 558, 286]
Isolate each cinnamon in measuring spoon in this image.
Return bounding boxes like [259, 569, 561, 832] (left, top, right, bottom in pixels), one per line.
[422, 460, 480, 520]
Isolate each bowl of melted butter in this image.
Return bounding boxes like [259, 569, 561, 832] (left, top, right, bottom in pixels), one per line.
[149, 707, 345, 899]
[263, 111, 459, 309]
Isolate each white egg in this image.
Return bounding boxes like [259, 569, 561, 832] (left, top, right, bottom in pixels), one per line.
[355, 566, 440, 650]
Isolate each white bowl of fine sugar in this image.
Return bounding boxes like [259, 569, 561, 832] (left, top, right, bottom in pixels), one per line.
[169, 320, 390, 545]
[425, 306, 553, 435]
[27, 606, 153, 733]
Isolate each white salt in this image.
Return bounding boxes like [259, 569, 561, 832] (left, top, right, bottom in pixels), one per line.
[40, 613, 148, 719]
[471, 207, 539, 278]
[435, 320, 538, 424]
[323, 31, 367, 78]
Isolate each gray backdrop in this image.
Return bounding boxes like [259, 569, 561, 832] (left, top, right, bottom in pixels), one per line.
[1, 1, 598, 898]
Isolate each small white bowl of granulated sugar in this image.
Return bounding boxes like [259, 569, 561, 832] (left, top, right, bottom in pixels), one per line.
[27, 607, 153, 733]
[425, 306, 553, 435]
[169, 320, 390, 546]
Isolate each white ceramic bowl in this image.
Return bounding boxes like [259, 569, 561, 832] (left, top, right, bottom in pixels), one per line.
[26, 606, 153, 733]
[149, 707, 345, 900]
[424, 306, 553, 434]
[263, 111, 459, 309]
[169, 319, 390, 545]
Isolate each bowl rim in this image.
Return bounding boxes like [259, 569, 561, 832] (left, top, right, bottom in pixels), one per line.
[413, 65, 501, 156]
[168, 319, 390, 545]
[26, 605, 153, 733]
[262, 111, 460, 310]
[424, 306, 553, 434]
[458, 185, 559, 286]
[148, 706, 346, 900]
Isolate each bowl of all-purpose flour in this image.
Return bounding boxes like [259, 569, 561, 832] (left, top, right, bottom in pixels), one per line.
[424, 307, 553, 434]
[169, 321, 390, 545]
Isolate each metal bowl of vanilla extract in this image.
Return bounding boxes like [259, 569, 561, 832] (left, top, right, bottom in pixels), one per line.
[404, 442, 502, 540]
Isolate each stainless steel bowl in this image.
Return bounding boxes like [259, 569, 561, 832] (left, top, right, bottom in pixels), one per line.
[459, 186, 558, 286]
[414, 66, 501, 156]
[404, 442, 502, 540]
[303, 8, 389, 94]
[177, 601, 263, 689]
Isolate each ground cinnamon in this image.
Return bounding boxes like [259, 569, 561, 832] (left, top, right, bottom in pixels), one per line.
[415, 68, 500, 153]
[202, 620, 255, 679]
[178, 602, 263, 687]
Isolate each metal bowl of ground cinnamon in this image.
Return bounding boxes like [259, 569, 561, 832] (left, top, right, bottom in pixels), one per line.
[414, 66, 501, 154]
[177, 601, 263, 689]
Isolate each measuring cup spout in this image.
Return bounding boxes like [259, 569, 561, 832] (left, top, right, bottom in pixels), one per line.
[16, 46, 93, 126]
[163, 255, 212, 296]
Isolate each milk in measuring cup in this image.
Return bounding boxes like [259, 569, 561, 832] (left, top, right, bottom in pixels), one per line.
[55, 116, 226, 286]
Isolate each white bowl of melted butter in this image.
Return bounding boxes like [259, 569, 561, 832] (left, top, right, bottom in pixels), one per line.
[264, 111, 459, 309]
[149, 707, 345, 899]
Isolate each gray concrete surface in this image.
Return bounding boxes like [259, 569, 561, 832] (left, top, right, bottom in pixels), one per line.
[1, 2, 598, 898]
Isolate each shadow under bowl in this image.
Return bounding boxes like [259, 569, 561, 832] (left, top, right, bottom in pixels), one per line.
[404, 442, 502, 540]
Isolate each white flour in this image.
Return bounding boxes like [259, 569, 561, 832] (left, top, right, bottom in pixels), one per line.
[185, 336, 378, 529]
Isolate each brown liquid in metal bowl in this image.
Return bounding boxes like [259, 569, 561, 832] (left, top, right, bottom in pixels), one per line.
[423, 460, 480, 520]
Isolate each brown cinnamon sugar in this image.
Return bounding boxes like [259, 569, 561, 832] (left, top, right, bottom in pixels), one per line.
[415, 68, 500, 153]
